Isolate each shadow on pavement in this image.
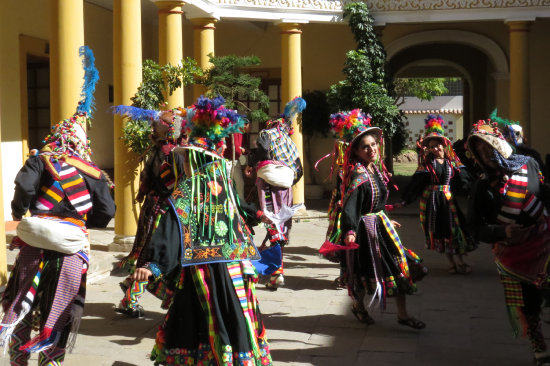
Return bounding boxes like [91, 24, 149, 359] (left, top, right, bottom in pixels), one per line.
[79, 302, 164, 339]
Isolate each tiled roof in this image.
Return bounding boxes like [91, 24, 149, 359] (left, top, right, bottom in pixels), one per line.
[402, 109, 463, 114]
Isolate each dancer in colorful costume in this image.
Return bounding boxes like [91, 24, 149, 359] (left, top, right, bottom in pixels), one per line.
[1, 46, 116, 365]
[467, 121, 550, 366]
[490, 109, 547, 177]
[397, 114, 477, 274]
[329, 109, 426, 329]
[246, 97, 305, 290]
[132, 96, 273, 365]
[112, 106, 187, 318]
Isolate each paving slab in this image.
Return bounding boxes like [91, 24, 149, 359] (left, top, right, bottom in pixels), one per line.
[1, 200, 546, 365]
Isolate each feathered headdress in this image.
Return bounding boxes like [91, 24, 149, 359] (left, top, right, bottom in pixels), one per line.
[112, 105, 185, 145]
[42, 46, 99, 161]
[182, 95, 247, 156]
[422, 114, 449, 145]
[265, 97, 307, 133]
[489, 109, 523, 146]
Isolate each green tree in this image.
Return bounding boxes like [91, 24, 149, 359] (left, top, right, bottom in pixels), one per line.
[393, 78, 451, 106]
[327, 2, 404, 167]
[200, 54, 270, 124]
[121, 58, 203, 155]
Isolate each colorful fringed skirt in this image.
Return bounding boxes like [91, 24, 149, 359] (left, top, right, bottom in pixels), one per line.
[1, 244, 87, 353]
[150, 261, 272, 366]
[347, 210, 424, 309]
[419, 185, 477, 254]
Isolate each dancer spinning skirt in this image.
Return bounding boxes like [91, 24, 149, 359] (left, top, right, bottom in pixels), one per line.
[329, 109, 426, 329]
[112, 106, 187, 317]
[132, 96, 272, 365]
[1, 46, 115, 365]
[399, 114, 477, 274]
[246, 97, 305, 290]
[467, 121, 550, 366]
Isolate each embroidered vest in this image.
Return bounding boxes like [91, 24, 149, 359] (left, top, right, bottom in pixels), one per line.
[169, 160, 260, 266]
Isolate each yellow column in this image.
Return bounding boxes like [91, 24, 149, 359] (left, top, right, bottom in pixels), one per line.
[49, 0, 84, 124]
[155, 1, 185, 108]
[507, 21, 531, 140]
[279, 22, 304, 205]
[192, 17, 217, 100]
[113, 0, 142, 241]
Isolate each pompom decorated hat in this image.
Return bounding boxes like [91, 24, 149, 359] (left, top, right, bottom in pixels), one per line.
[489, 108, 523, 146]
[329, 108, 381, 145]
[422, 114, 450, 146]
[180, 96, 247, 157]
[42, 46, 99, 161]
[466, 120, 513, 159]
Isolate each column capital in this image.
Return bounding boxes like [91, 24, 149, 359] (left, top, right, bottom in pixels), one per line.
[191, 17, 218, 30]
[152, 0, 185, 13]
[505, 20, 533, 32]
[277, 22, 303, 34]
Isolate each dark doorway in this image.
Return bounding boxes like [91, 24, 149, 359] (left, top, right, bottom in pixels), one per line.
[27, 55, 50, 151]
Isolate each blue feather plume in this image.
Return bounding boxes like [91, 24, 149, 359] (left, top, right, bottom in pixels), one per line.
[283, 97, 307, 121]
[76, 46, 100, 116]
[112, 105, 160, 122]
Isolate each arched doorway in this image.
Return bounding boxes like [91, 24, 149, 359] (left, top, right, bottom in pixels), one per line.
[386, 30, 509, 134]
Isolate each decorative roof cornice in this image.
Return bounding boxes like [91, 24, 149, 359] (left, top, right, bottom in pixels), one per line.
[367, 0, 549, 11]
[181, 0, 550, 23]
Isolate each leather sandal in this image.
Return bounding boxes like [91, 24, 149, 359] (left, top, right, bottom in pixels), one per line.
[397, 317, 426, 330]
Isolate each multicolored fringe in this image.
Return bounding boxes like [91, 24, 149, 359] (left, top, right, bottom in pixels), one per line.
[120, 280, 148, 310]
[419, 184, 474, 254]
[361, 211, 416, 310]
[227, 263, 260, 359]
[21, 253, 86, 353]
[499, 273, 528, 337]
[0, 248, 44, 351]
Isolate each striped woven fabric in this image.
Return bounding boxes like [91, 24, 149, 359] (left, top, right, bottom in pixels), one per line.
[58, 163, 92, 216]
[497, 165, 528, 224]
[500, 273, 524, 307]
[227, 262, 260, 357]
[36, 181, 64, 211]
[159, 161, 175, 191]
[35, 161, 93, 218]
[192, 266, 222, 365]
